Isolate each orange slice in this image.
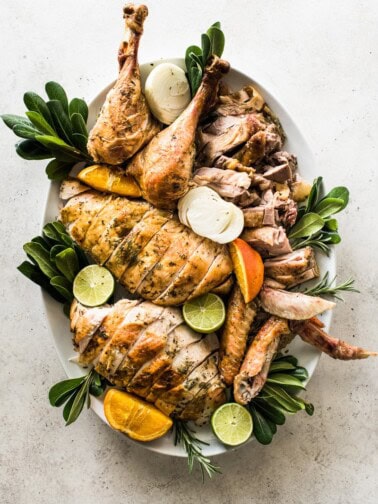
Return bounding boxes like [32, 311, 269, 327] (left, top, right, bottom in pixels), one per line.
[229, 238, 264, 303]
[104, 389, 173, 441]
[77, 165, 142, 197]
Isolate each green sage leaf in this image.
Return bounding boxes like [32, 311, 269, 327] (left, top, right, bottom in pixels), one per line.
[35, 135, 83, 162]
[45, 159, 73, 181]
[267, 373, 306, 390]
[45, 81, 69, 113]
[254, 399, 286, 425]
[305, 176, 323, 213]
[17, 261, 65, 302]
[71, 113, 89, 152]
[26, 111, 57, 136]
[290, 367, 309, 381]
[249, 405, 273, 445]
[314, 197, 345, 218]
[324, 218, 338, 232]
[69, 98, 88, 123]
[324, 186, 349, 208]
[65, 378, 89, 425]
[55, 248, 79, 282]
[269, 361, 296, 373]
[263, 384, 304, 413]
[23, 242, 59, 279]
[50, 244, 66, 261]
[12, 123, 40, 139]
[50, 276, 73, 302]
[201, 33, 211, 66]
[289, 213, 324, 239]
[49, 376, 85, 406]
[207, 26, 225, 57]
[63, 393, 77, 422]
[46, 100, 74, 145]
[1, 114, 31, 130]
[23, 92, 53, 125]
[16, 139, 53, 160]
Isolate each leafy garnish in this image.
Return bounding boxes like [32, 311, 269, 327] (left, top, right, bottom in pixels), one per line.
[185, 22, 225, 96]
[174, 420, 221, 481]
[301, 272, 359, 301]
[289, 177, 349, 254]
[49, 368, 107, 425]
[18, 221, 88, 312]
[248, 354, 313, 445]
[1, 82, 91, 180]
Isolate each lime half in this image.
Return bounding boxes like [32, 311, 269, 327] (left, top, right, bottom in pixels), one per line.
[73, 265, 114, 307]
[211, 403, 253, 446]
[183, 293, 226, 334]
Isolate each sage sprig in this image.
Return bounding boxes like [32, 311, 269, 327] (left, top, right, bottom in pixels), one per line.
[301, 272, 359, 301]
[18, 220, 88, 311]
[289, 177, 349, 254]
[174, 420, 221, 481]
[1, 82, 91, 181]
[185, 22, 225, 96]
[248, 354, 313, 445]
[49, 368, 107, 425]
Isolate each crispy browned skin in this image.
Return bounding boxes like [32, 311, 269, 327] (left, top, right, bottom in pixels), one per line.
[70, 300, 226, 422]
[219, 285, 257, 386]
[60, 190, 233, 305]
[127, 56, 230, 209]
[87, 4, 160, 164]
[291, 317, 378, 360]
[234, 316, 289, 405]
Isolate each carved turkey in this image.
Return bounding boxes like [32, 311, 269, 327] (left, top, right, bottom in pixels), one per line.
[60, 182, 233, 305]
[70, 299, 226, 423]
[87, 4, 160, 165]
[127, 56, 230, 209]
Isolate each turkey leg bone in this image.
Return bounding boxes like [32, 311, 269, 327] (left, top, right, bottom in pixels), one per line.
[87, 4, 160, 165]
[127, 56, 230, 209]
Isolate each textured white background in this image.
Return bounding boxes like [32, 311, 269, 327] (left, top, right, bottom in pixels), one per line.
[0, 1, 377, 503]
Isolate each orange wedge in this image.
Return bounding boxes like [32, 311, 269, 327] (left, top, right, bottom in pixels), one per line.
[229, 238, 264, 303]
[77, 165, 142, 197]
[104, 389, 173, 442]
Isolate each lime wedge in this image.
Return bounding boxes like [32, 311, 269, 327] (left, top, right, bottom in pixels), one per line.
[183, 293, 226, 334]
[211, 403, 253, 446]
[73, 265, 114, 307]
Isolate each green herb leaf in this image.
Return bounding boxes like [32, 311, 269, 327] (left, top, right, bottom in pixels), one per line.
[206, 25, 225, 57]
[267, 373, 306, 390]
[23, 91, 53, 125]
[16, 139, 53, 160]
[17, 260, 65, 302]
[201, 33, 211, 66]
[69, 98, 89, 123]
[26, 111, 57, 136]
[268, 361, 296, 373]
[275, 354, 298, 366]
[50, 276, 74, 302]
[324, 186, 349, 208]
[249, 405, 273, 445]
[262, 384, 304, 413]
[290, 367, 309, 381]
[324, 218, 338, 232]
[1, 114, 31, 130]
[174, 421, 221, 481]
[23, 242, 59, 279]
[63, 393, 77, 422]
[65, 377, 88, 425]
[45, 82, 69, 113]
[301, 272, 359, 300]
[305, 176, 323, 213]
[46, 100, 74, 146]
[12, 123, 41, 139]
[49, 376, 85, 406]
[55, 248, 79, 282]
[50, 244, 66, 261]
[314, 197, 345, 218]
[289, 213, 324, 239]
[70, 113, 89, 152]
[254, 399, 286, 425]
[45, 159, 73, 181]
[35, 135, 83, 162]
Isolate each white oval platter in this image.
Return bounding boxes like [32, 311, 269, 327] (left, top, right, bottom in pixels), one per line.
[42, 58, 334, 457]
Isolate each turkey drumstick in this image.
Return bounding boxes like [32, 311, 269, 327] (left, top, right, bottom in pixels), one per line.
[87, 4, 160, 165]
[127, 56, 230, 209]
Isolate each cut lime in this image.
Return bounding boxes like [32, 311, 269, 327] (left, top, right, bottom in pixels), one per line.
[183, 293, 226, 334]
[73, 265, 114, 307]
[211, 403, 253, 446]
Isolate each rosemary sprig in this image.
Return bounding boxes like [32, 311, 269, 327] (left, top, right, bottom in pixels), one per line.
[49, 368, 107, 425]
[174, 420, 221, 481]
[301, 272, 359, 301]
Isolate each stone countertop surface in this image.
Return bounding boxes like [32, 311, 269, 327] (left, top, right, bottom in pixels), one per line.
[0, 1, 377, 503]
